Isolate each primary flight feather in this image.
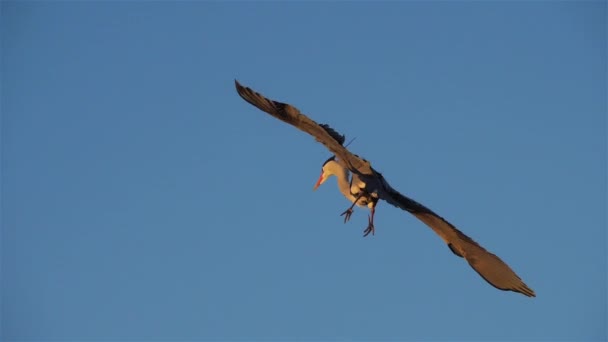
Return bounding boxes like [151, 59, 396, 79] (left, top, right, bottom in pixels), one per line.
[235, 80, 535, 298]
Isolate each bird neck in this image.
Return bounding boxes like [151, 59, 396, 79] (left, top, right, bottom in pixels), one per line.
[328, 162, 355, 202]
[336, 170, 353, 198]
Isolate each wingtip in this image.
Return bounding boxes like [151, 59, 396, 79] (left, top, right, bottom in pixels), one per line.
[493, 276, 536, 298]
[509, 272, 536, 298]
[518, 284, 536, 298]
[234, 79, 249, 99]
[503, 279, 535, 298]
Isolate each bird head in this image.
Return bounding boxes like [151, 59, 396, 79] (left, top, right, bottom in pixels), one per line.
[313, 156, 336, 191]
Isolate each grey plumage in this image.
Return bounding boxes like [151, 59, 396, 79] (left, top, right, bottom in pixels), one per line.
[235, 80, 535, 298]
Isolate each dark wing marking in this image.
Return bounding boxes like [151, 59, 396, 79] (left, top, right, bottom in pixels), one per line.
[320, 124, 345, 145]
[235, 80, 372, 175]
[376, 175, 535, 297]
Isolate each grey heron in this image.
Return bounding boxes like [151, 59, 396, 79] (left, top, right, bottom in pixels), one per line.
[235, 80, 535, 298]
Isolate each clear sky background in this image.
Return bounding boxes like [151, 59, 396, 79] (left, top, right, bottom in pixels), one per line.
[2, 1, 606, 341]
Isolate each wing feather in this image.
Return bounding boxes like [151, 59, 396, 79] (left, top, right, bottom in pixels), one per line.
[235, 80, 372, 175]
[378, 178, 535, 297]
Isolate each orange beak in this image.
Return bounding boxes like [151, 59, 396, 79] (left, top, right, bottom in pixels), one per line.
[313, 172, 324, 191]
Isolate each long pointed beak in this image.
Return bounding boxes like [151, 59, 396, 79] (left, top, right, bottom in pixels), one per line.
[313, 174, 324, 191]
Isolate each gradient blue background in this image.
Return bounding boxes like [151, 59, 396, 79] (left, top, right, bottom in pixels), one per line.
[2, 1, 606, 341]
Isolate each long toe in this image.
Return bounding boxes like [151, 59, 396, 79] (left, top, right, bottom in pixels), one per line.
[363, 224, 374, 237]
[340, 209, 353, 223]
[363, 216, 375, 237]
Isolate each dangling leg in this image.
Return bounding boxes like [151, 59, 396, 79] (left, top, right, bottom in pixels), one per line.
[340, 192, 365, 223]
[363, 202, 377, 237]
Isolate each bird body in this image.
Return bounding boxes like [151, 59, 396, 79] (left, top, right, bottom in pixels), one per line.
[316, 157, 378, 235]
[316, 158, 372, 207]
[235, 80, 535, 298]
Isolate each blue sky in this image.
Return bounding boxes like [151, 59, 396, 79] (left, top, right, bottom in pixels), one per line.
[1, 1, 606, 341]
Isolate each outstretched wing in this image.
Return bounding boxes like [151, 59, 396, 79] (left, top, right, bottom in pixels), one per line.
[235, 80, 372, 175]
[375, 175, 535, 297]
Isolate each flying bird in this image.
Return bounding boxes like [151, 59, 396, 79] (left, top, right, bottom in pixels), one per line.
[234, 80, 535, 297]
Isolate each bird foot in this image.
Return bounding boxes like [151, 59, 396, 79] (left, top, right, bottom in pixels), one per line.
[340, 208, 354, 223]
[363, 215, 375, 237]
